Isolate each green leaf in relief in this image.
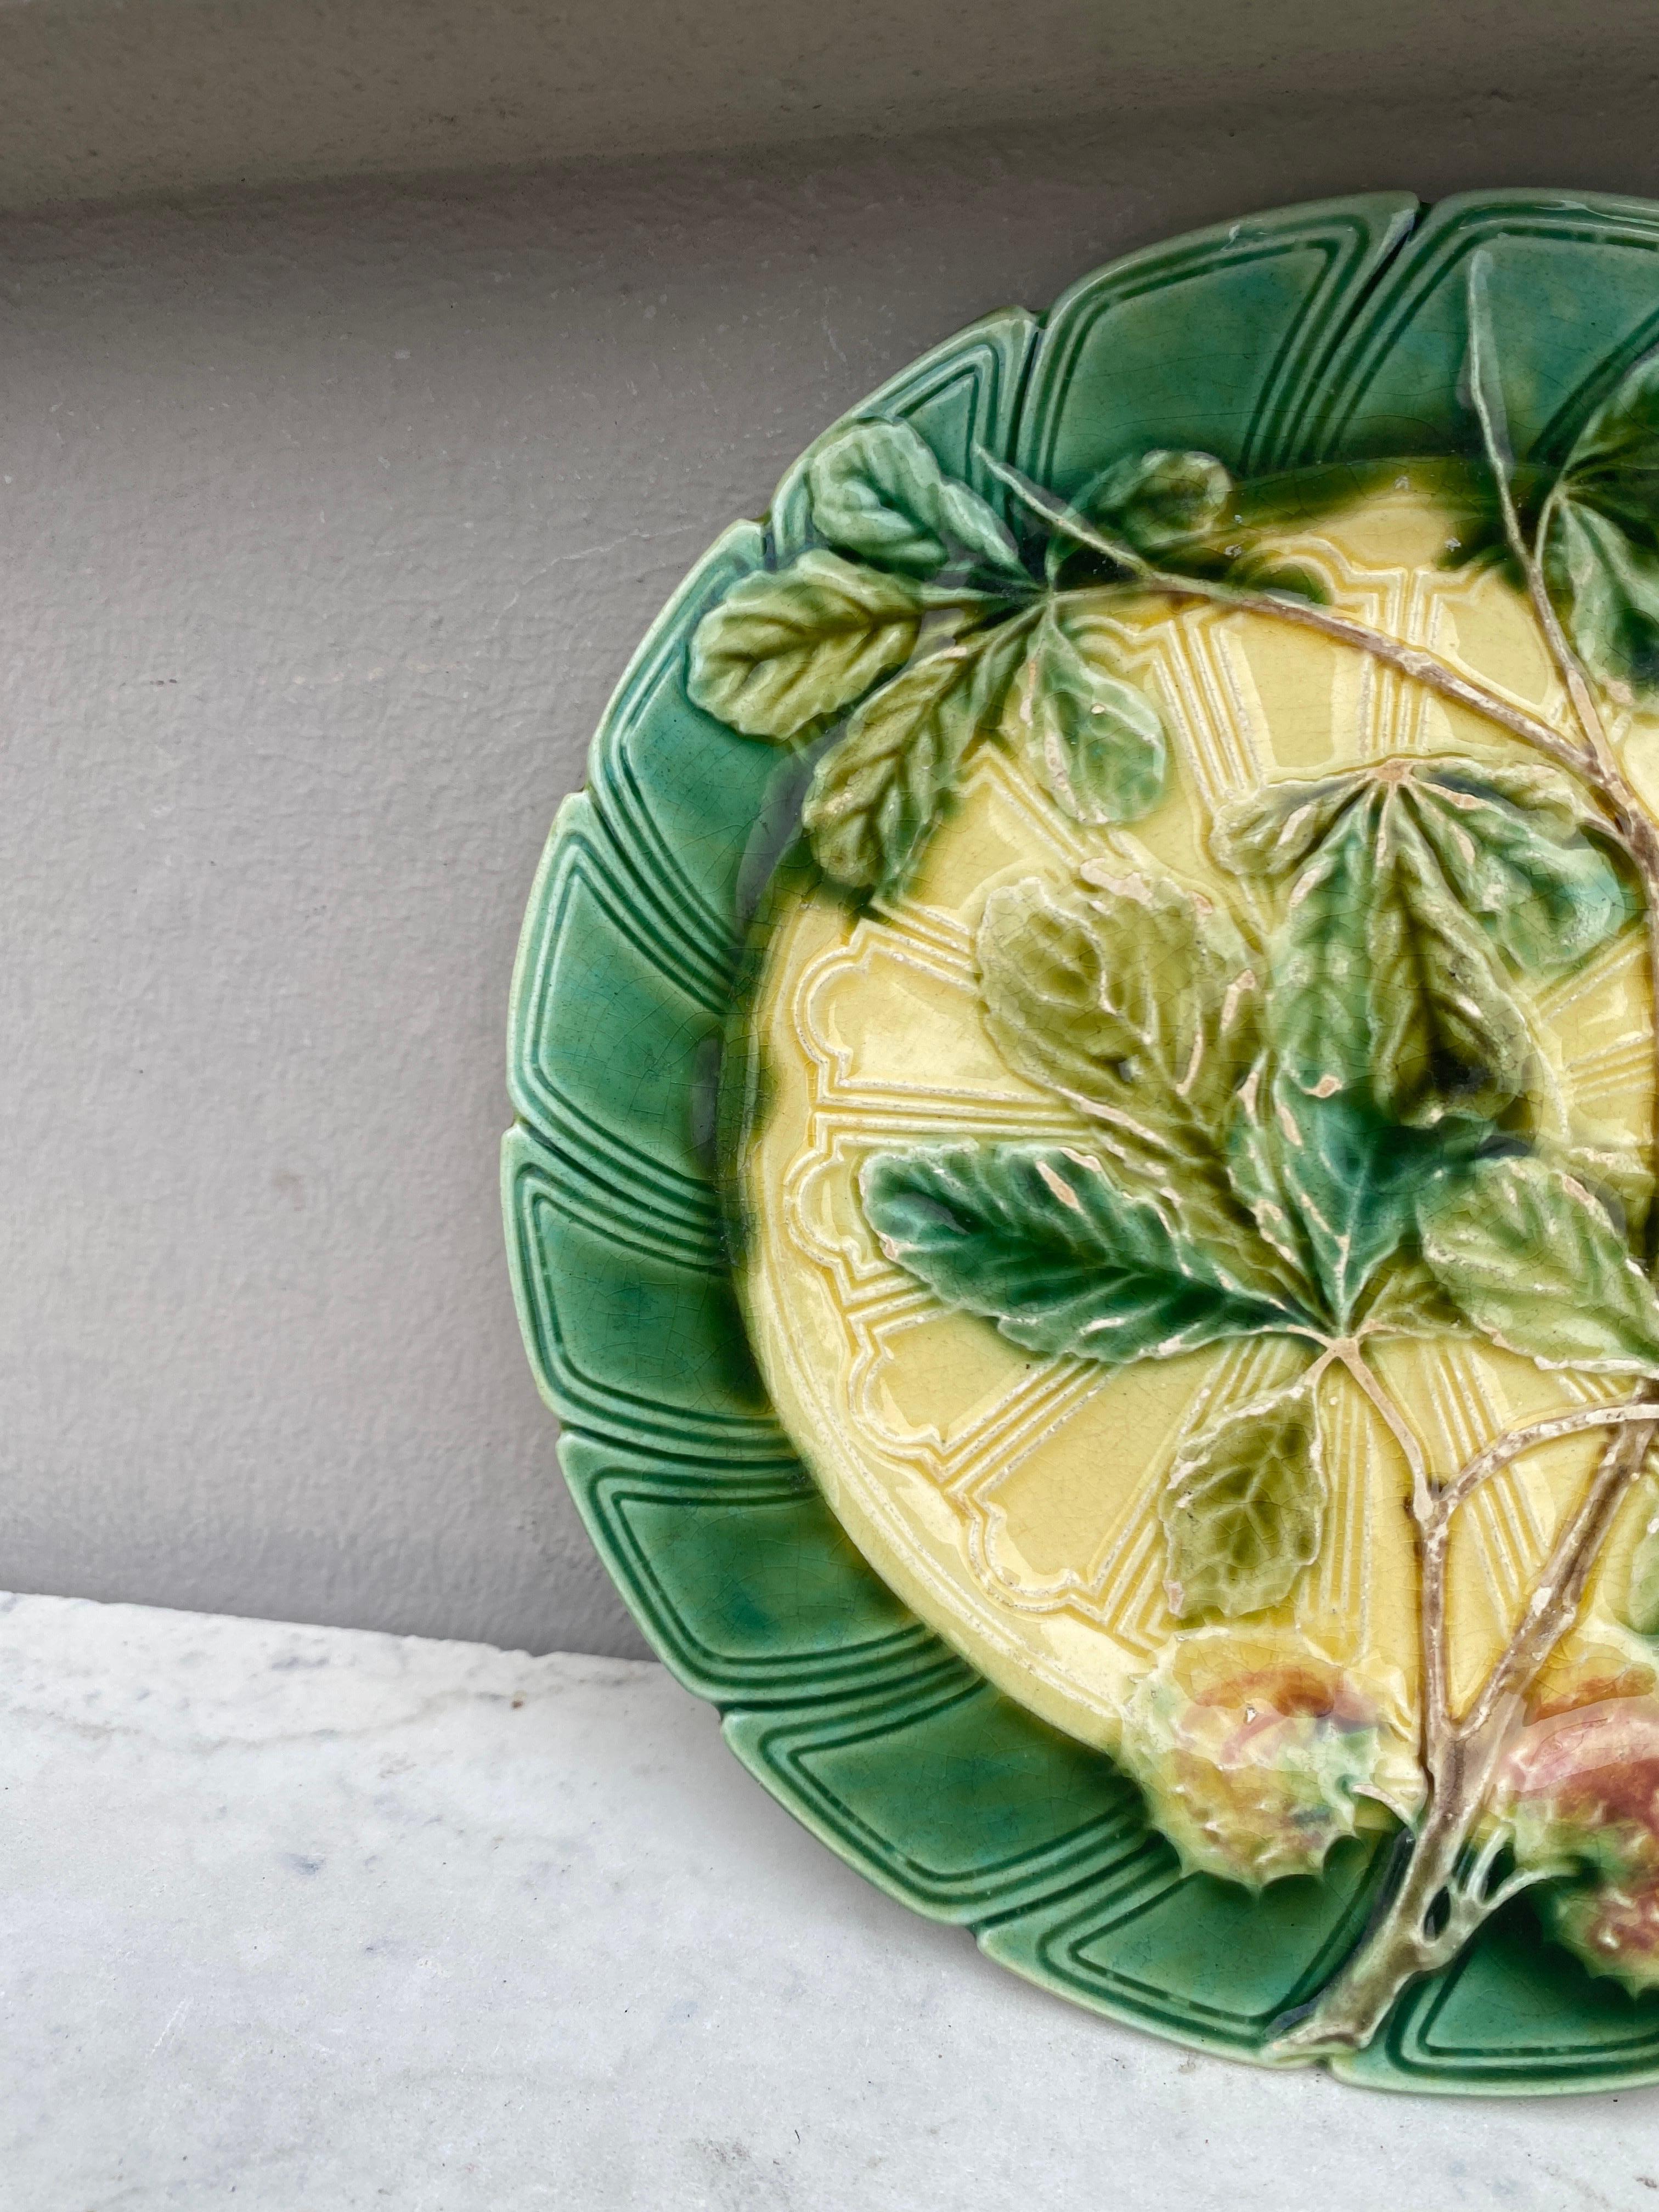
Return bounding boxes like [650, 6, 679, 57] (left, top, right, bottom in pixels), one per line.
[1211, 768, 1372, 881]
[1626, 1510, 1659, 1637]
[1226, 1061, 1325, 1311]
[1081, 448, 1232, 557]
[1418, 1153, 1659, 1375]
[1365, 804, 1531, 1127]
[800, 618, 1030, 893]
[975, 873, 1295, 1302]
[978, 871, 1259, 1132]
[1229, 1063, 1485, 1329]
[1224, 552, 1330, 606]
[1353, 1257, 1466, 1341]
[1409, 758, 1623, 978]
[1216, 753, 1622, 1127]
[1263, 796, 1377, 1103]
[686, 550, 980, 740]
[1554, 1132, 1656, 1245]
[1545, 349, 1659, 699]
[805, 419, 1027, 579]
[860, 1143, 1308, 1368]
[1001, 610, 1166, 825]
[1555, 350, 1659, 539]
[1544, 499, 1659, 703]
[1160, 1383, 1325, 1619]
[1416, 753, 1609, 837]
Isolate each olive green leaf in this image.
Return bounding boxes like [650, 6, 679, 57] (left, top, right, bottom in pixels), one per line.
[1554, 1132, 1656, 1244]
[686, 550, 984, 740]
[979, 871, 1260, 1136]
[1211, 767, 1370, 879]
[1230, 1062, 1486, 1329]
[976, 873, 1296, 1304]
[801, 617, 1032, 893]
[1365, 803, 1532, 1126]
[1626, 1510, 1659, 1637]
[1081, 448, 1232, 557]
[1214, 753, 1623, 1125]
[1418, 1153, 1659, 1374]
[1418, 753, 1610, 837]
[1160, 1382, 1325, 1620]
[1544, 348, 1659, 699]
[805, 419, 1027, 580]
[1353, 1256, 1466, 1341]
[860, 1143, 1311, 1367]
[1001, 610, 1166, 825]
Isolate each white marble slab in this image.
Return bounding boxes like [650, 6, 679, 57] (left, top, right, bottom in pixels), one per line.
[0, 1591, 1652, 2208]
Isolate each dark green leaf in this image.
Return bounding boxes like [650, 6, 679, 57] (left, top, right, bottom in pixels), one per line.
[861, 1143, 1305, 1367]
[1366, 805, 1531, 1127]
[1001, 611, 1166, 824]
[1418, 1153, 1659, 1374]
[1160, 1383, 1325, 1619]
[801, 618, 1029, 892]
[1417, 754, 1607, 838]
[1224, 554, 1329, 605]
[805, 419, 1026, 579]
[687, 550, 979, 740]
[1558, 349, 1659, 546]
[1463, 249, 1515, 481]
[1081, 448, 1232, 556]
[1231, 1063, 1484, 1328]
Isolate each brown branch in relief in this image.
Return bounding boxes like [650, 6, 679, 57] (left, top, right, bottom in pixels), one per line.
[979, 450, 1604, 790]
[972, 422, 1659, 2055]
[1271, 1384, 1659, 2058]
[1429, 1394, 1659, 1530]
[1462, 1386, 1659, 1739]
[1335, 1344, 1443, 1746]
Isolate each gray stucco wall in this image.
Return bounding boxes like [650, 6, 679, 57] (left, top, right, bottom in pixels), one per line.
[9, 82, 1659, 1657]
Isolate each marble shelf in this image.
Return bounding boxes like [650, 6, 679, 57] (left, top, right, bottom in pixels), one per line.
[0, 1589, 1651, 2208]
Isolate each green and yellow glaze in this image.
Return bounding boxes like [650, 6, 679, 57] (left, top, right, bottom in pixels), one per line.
[507, 191, 1659, 2088]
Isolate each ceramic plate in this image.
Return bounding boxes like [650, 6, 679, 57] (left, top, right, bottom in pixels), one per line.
[505, 191, 1659, 2090]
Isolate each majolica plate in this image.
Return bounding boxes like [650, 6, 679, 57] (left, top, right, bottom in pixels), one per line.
[505, 191, 1659, 2091]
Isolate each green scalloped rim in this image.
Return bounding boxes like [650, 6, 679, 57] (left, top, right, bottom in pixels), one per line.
[504, 190, 1659, 2091]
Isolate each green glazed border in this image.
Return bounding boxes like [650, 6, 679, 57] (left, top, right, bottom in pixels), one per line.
[504, 190, 1659, 2091]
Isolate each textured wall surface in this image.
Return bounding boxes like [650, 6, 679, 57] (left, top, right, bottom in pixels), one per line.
[9, 88, 1659, 1657]
[0, 0, 1652, 212]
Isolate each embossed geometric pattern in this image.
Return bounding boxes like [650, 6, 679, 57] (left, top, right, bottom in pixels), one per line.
[504, 193, 1659, 2089]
